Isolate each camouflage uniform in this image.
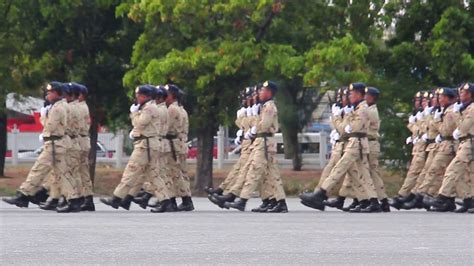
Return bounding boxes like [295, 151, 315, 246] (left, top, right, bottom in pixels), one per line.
[398, 112, 427, 197]
[113, 100, 169, 202]
[239, 99, 285, 201]
[417, 104, 459, 195]
[177, 105, 191, 196]
[77, 100, 93, 197]
[320, 101, 377, 200]
[19, 99, 80, 200]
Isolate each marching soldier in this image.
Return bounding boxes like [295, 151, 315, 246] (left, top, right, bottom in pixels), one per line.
[176, 88, 194, 211]
[390, 91, 428, 209]
[101, 85, 172, 212]
[74, 83, 95, 211]
[3, 82, 81, 212]
[205, 87, 250, 196]
[300, 82, 381, 213]
[415, 88, 459, 209]
[430, 83, 473, 212]
[163, 84, 192, 211]
[225, 81, 288, 212]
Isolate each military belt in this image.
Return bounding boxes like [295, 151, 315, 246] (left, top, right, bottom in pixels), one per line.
[367, 136, 377, 141]
[345, 132, 367, 139]
[68, 135, 78, 139]
[459, 135, 473, 142]
[80, 134, 89, 137]
[133, 135, 154, 162]
[425, 139, 435, 144]
[442, 136, 454, 141]
[255, 133, 274, 138]
[165, 134, 178, 161]
[43, 135, 62, 166]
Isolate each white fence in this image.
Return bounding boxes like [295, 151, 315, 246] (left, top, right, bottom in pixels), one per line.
[5, 128, 329, 169]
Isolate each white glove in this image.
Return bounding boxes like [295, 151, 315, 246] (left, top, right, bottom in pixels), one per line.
[38, 134, 44, 143]
[246, 107, 252, 117]
[234, 137, 241, 146]
[421, 133, 429, 142]
[452, 128, 461, 140]
[423, 106, 433, 116]
[344, 125, 352, 134]
[332, 131, 340, 141]
[331, 104, 342, 116]
[40, 105, 51, 117]
[250, 126, 257, 135]
[406, 136, 413, 144]
[408, 115, 416, 124]
[435, 134, 443, 144]
[453, 102, 463, 113]
[343, 105, 353, 114]
[236, 129, 243, 138]
[252, 104, 260, 116]
[329, 129, 337, 139]
[416, 111, 424, 121]
[130, 104, 140, 113]
[434, 109, 443, 120]
[244, 130, 252, 140]
[413, 136, 419, 144]
[128, 131, 134, 140]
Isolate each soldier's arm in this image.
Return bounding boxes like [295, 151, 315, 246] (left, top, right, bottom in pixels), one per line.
[257, 105, 277, 132]
[133, 106, 153, 131]
[332, 114, 346, 133]
[438, 111, 457, 135]
[458, 110, 473, 135]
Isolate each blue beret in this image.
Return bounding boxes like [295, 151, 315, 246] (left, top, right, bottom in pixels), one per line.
[365, 87, 380, 97]
[165, 84, 180, 95]
[438, 87, 456, 98]
[459, 82, 474, 94]
[155, 85, 168, 98]
[47, 81, 64, 94]
[263, 80, 277, 94]
[135, 85, 154, 96]
[349, 82, 366, 93]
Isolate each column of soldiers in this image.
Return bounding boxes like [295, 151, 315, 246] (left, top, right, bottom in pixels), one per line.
[205, 81, 288, 213]
[299, 83, 390, 213]
[3, 81, 472, 214]
[390, 82, 474, 213]
[3, 82, 94, 212]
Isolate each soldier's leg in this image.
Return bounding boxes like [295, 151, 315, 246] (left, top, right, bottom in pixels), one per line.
[68, 150, 83, 197]
[262, 152, 285, 201]
[219, 157, 244, 192]
[315, 151, 341, 195]
[79, 150, 93, 196]
[438, 156, 465, 197]
[420, 153, 454, 196]
[413, 150, 437, 192]
[19, 149, 54, 196]
[227, 151, 254, 196]
[113, 148, 147, 198]
[320, 151, 360, 193]
[177, 154, 191, 197]
[398, 152, 426, 197]
[239, 146, 268, 200]
[368, 151, 387, 200]
[162, 152, 177, 198]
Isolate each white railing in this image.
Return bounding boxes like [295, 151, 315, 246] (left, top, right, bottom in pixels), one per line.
[5, 127, 329, 169]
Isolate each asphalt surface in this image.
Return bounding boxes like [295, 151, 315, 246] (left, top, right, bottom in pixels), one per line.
[0, 197, 473, 265]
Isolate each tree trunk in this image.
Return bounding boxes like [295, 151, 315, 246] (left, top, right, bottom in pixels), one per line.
[88, 98, 98, 184]
[194, 122, 215, 196]
[281, 124, 302, 171]
[0, 106, 7, 177]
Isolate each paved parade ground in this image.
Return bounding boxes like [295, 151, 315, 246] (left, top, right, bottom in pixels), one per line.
[1, 197, 473, 265]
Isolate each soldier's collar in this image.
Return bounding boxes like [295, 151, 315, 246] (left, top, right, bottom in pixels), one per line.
[460, 101, 472, 113]
[260, 98, 273, 105]
[352, 100, 364, 109]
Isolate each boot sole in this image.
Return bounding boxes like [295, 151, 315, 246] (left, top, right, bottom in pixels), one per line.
[300, 200, 325, 211]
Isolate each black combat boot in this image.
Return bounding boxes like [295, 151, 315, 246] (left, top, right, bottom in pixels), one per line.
[56, 198, 81, 213]
[359, 198, 382, 213]
[80, 195, 95, 212]
[57, 196, 67, 208]
[77, 196, 85, 207]
[251, 198, 271, 212]
[209, 193, 236, 209]
[2, 192, 30, 208]
[342, 198, 359, 212]
[432, 196, 456, 212]
[403, 193, 423, 209]
[454, 198, 472, 213]
[178, 196, 195, 211]
[467, 208, 474, 213]
[204, 187, 223, 195]
[299, 189, 327, 211]
[120, 195, 134, 210]
[169, 197, 178, 212]
[137, 192, 153, 209]
[431, 194, 450, 208]
[324, 196, 345, 210]
[389, 194, 412, 210]
[28, 187, 49, 205]
[100, 196, 122, 209]
[39, 198, 59, 211]
[225, 198, 247, 211]
[380, 198, 390, 212]
[267, 200, 288, 213]
[349, 199, 370, 213]
[151, 199, 174, 213]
